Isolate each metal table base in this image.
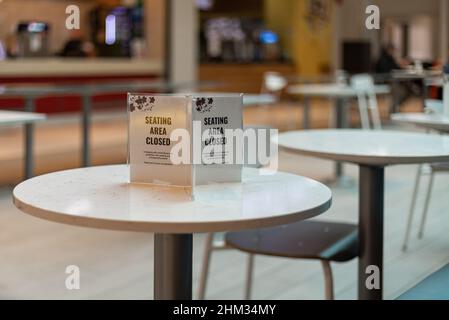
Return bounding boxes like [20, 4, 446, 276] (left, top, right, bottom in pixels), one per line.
[358, 165, 384, 300]
[24, 96, 35, 179]
[154, 234, 193, 300]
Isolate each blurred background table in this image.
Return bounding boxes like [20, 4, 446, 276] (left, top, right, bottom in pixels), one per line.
[13, 165, 332, 300]
[287, 83, 390, 184]
[0, 110, 46, 179]
[276, 129, 449, 300]
[391, 112, 449, 133]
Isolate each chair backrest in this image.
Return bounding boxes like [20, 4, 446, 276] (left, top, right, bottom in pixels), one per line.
[243, 125, 273, 169]
[350, 74, 382, 130]
[334, 69, 349, 85]
[261, 72, 288, 103]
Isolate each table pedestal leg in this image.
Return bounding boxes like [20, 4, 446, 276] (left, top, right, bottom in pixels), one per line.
[391, 79, 400, 114]
[331, 98, 354, 186]
[154, 233, 193, 300]
[358, 165, 384, 300]
[421, 78, 427, 111]
[81, 94, 91, 167]
[24, 97, 35, 180]
[303, 97, 310, 130]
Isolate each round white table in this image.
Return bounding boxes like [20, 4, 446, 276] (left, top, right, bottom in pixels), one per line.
[391, 112, 449, 133]
[288, 84, 390, 183]
[13, 165, 332, 300]
[0, 110, 46, 178]
[276, 129, 449, 300]
[390, 70, 442, 113]
[242, 94, 276, 106]
[288, 83, 390, 129]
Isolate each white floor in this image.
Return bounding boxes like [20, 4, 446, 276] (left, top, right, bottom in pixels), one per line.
[1, 126, 449, 300]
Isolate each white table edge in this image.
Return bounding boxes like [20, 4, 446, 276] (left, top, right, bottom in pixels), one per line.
[391, 113, 449, 132]
[0, 112, 46, 126]
[287, 85, 391, 96]
[12, 170, 332, 234]
[278, 143, 449, 166]
[277, 130, 449, 166]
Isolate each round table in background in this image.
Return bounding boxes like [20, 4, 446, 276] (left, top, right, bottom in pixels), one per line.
[0, 110, 46, 179]
[287, 84, 390, 184]
[13, 165, 332, 300]
[276, 129, 449, 300]
[391, 112, 449, 133]
[391, 70, 442, 112]
[287, 83, 390, 130]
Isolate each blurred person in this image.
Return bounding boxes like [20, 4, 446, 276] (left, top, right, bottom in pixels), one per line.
[376, 44, 418, 108]
[60, 29, 95, 57]
[375, 44, 408, 74]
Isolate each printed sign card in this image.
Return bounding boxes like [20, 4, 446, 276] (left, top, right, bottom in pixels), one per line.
[192, 94, 243, 184]
[128, 93, 243, 189]
[127, 93, 192, 187]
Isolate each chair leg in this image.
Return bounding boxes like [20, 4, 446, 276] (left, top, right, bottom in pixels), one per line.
[320, 260, 334, 300]
[402, 165, 423, 252]
[244, 254, 255, 300]
[369, 104, 382, 130]
[198, 233, 214, 300]
[418, 171, 435, 239]
[357, 93, 370, 130]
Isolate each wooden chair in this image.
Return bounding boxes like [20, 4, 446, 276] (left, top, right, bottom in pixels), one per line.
[197, 126, 359, 300]
[198, 220, 358, 300]
[224, 221, 358, 300]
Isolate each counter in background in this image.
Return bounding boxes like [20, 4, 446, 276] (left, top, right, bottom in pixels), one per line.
[0, 58, 164, 114]
[199, 63, 296, 93]
[0, 58, 163, 82]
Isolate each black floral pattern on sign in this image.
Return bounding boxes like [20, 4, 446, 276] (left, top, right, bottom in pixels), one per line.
[196, 97, 214, 113]
[128, 95, 156, 112]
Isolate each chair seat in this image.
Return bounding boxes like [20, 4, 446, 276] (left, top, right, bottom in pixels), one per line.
[430, 162, 449, 171]
[225, 220, 358, 262]
[397, 263, 449, 300]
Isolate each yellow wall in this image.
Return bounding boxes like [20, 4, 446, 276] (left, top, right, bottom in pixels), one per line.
[265, 0, 335, 75]
[264, 0, 295, 59]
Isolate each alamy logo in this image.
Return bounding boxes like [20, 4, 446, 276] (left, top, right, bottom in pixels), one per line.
[65, 5, 80, 30]
[365, 265, 380, 290]
[365, 5, 380, 30]
[129, 95, 156, 112]
[65, 265, 80, 290]
[195, 97, 214, 113]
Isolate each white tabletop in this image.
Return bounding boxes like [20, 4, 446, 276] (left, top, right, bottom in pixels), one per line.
[13, 165, 332, 234]
[0, 110, 46, 126]
[276, 129, 449, 166]
[288, 83, 390, 97]
[392, 113, 449, 133]
[392, 69, 441, 80]
[242, 94, 276, 106]
[425, 77, 444, 87]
